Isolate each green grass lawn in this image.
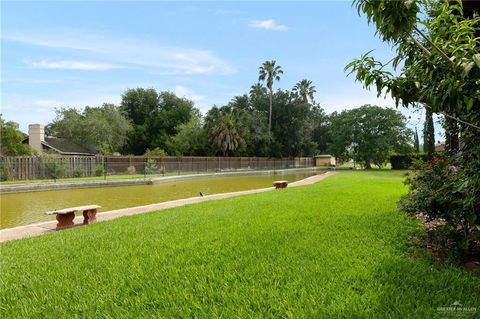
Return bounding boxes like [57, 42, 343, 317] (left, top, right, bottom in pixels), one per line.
[1, 171, 478, 318]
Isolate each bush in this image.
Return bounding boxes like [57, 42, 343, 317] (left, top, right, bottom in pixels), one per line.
[95, 164, 105, 177]
[43, 157, 65, 182]
[145, 159, 157, 174]
[144, 148, 167, 157]
[127, 165, 136, 174]
[390, 153, 429, 169]
[399, 155, 480, 259]
[72, 167, 84, 178]
[0, 163, 11, 181]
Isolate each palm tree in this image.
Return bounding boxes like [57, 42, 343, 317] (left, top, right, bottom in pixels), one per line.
[258, 60, 283, 132]
[208, 110, 244, 156]
[293, 79, 316, 104]
[249, 83, 267, 98]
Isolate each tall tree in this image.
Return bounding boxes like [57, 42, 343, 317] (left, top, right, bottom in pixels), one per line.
[293, 79, 316, 104]
[413, 127, 420, 153]
[205, 107, 244, 156]
[46, 104, 132, 154]
[120, 88, 199, 154]
[172, 116, 208, 156]
[258, 60, 283, 133]
[0, 116, 35, 156]
[328, 105, 413, 169]
[249, 83, 267, 98]
[423, 107, 435, 156]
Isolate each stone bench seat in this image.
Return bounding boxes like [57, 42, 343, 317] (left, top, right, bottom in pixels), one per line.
[46, 205, 101, 230]
[273, 180, 289, 189]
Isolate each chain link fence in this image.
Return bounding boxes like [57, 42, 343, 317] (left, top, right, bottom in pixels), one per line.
[0, 156, 315, 181]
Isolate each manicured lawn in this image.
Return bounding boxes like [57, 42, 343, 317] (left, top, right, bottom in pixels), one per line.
[1, 171, 478, 318]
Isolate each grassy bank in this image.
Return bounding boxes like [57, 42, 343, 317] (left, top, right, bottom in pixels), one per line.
[1, 171, 478, 318]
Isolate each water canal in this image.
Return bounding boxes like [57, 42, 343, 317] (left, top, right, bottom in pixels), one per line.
[1, 170, 320, 229]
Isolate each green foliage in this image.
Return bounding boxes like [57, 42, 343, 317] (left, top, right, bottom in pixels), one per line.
[72, 167, 84, 178]
[423, 108, 435, 156]
[258, 60, 283, 132]
[205, 107, 244, 156]
[145, 159, 158, 175]
[46, 104, 132, 155]
[95, 164, 105, 177]
[144, 147, 167, 157]
[413, 127, 420, 153]
[390, 153, 428, 170]
[353, 0, 419, 43]
[328, 105, 413, 168]
[172, 116, 208, 156]
[292, 79, 316, 104]
[120, 89, 200, 155]
[1, 172, 479, 317]
[399, 154, 480, 255]
[0, 162, 11, 181]
[0, 116, 36, 156]
[348, 0, 480, 258]
[42, 156, 65, 182]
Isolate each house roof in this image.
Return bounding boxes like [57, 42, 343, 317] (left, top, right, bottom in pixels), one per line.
[42, 137, 95, 155]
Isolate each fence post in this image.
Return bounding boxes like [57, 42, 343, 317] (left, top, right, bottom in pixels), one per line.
[103, 157, 107, 180]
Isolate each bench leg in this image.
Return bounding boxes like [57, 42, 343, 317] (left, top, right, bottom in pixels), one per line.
[83, 209, 97, 225]
[56, 213, 75, 230]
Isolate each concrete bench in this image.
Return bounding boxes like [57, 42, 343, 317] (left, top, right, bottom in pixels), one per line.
[46, 205, 101, 230]
[273, 180, 288, 189]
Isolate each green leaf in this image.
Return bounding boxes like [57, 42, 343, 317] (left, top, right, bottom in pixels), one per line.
[462, 61, 475, 77]
[473, 54, 480, 70]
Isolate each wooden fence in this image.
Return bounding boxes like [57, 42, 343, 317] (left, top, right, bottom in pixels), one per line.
[0, 156, 315, 181]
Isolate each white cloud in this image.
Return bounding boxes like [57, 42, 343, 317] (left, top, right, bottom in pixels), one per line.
[27, 60, 120, 71]
[248, 19, 289, 31]
[174, 85, 205, 105]
[4, 29, 236, 75]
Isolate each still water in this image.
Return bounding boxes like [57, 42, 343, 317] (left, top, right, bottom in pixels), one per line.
[0, 171, 318, 229]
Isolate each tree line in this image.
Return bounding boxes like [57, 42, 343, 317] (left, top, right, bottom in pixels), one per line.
[1, 61, 415, 168]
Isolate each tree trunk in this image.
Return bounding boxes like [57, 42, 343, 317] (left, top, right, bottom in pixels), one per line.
[268, 88, 273, 133]
[414, 127, 420, 153]
[444, 116, 459, 153]
[365, 159, 372, 169]
[423, 107, 435, 156]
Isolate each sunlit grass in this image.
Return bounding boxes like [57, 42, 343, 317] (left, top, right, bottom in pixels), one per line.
[1, 171, 478, 318]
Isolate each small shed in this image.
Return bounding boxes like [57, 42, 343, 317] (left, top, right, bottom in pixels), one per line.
[315, 155, 336, 167]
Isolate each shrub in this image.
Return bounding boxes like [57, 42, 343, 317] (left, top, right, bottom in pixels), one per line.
[127, 165, 136, 174]
[0, 162, 11, 181]
[95, 164, 105, 177]
[72, 167, 84, 178]
[42, 157, 65, 182]
[390, 153, 429, 169]
[399, 155, 480, 259]
[144, 148, 167, 157]
[145, 159, 158, 174]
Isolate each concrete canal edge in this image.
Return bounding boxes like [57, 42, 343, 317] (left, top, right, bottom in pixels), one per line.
[0, 171, 338, 243]
[0, 167, 331, 194]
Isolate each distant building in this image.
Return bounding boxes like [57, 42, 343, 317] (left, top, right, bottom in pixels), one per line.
[23, 124, 96, 156]
[315, 155, 336, 167]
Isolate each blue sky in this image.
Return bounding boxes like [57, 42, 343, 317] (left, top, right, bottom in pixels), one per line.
[1, 1, 443, 140]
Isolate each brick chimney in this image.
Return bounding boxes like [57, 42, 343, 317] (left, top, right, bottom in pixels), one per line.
[28, 124, 45, 152]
